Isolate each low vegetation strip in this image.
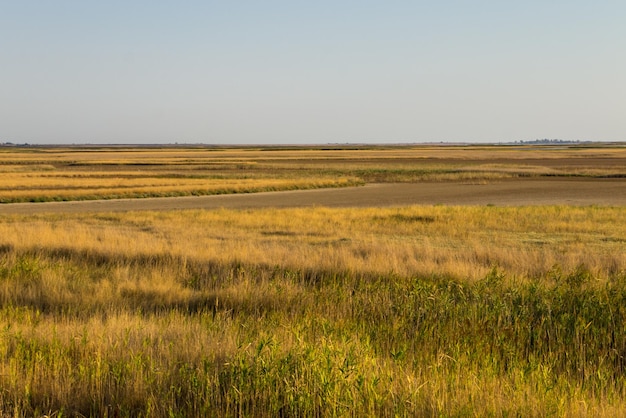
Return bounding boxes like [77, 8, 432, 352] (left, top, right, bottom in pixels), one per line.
[0, 176, 361, 203]
[2, 206, 624, 281]
[0, 205, 625, 416]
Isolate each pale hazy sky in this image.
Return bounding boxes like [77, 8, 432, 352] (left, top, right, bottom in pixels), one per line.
[1, 1, 624, 144]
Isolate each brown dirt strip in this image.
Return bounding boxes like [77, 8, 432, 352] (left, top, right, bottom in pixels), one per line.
[0, 178, 625, 215]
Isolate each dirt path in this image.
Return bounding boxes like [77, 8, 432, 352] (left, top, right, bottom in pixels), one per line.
[1, 179, 625, 215]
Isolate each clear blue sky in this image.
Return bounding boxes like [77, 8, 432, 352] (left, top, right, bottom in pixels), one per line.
[1, 1, 624, 144]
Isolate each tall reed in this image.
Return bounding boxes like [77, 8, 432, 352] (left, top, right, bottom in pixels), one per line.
[0, 205, 624, 416]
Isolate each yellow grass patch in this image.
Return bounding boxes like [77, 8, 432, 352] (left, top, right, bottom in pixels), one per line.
[1, 144, 625, 202]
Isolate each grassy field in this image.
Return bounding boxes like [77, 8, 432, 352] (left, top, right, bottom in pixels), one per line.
[1, 204, 626, 416]
[1, 144, 625, 203]
[1, 144, 626, 416]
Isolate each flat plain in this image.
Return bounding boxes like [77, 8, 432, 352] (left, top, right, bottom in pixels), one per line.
[1, 144, 626, 417]
[1, 143, 626, 212]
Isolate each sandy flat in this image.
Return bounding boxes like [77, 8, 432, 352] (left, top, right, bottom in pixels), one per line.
[0, 178, 625, 215]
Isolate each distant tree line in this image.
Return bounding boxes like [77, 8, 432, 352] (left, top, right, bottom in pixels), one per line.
[516, 139, 589, 145]
[0, 142, 30, 146]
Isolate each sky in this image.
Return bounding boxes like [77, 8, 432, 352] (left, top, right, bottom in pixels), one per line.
[1, 1, 625, 144]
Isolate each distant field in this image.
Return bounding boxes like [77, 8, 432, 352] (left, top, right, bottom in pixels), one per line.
[1, 144, 625, 204]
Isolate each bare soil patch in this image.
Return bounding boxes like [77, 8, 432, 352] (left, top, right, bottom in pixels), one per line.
[1, 178, 624, 214]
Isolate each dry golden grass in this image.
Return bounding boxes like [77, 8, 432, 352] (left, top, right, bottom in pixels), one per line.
[2, 205, 624, 282]
[0, 171, 358, 202]
[2, 144, 626, 416]
[1, 144, 625, 202]
[0, 205, 626, 416]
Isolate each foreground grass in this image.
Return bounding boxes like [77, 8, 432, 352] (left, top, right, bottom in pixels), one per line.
[0, 205, 625, 416]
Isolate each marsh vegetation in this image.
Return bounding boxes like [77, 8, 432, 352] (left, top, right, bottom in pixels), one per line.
[1, 144, 625, 203]
[1, 144, 625, 416]
[0, 204, 625, 416]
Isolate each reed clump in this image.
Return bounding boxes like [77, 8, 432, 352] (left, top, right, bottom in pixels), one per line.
[0, 205, 625, 416]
